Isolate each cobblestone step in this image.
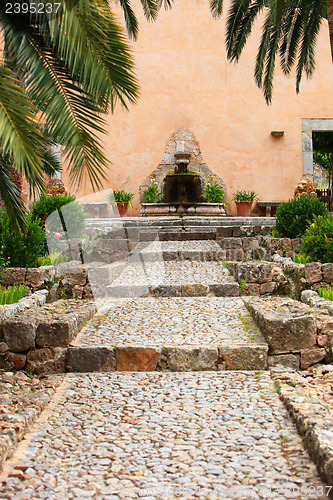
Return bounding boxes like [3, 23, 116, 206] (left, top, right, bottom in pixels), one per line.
[66, 297, 268, 372]
[1, 372, 326, 499]
[105, 261, 239, 298]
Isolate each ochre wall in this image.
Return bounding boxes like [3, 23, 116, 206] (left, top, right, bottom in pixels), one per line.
[62, 0, 333, 215]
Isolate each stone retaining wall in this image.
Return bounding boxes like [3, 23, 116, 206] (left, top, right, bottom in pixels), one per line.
[243, 296, 332, 370]
[0, 300, 97, 372]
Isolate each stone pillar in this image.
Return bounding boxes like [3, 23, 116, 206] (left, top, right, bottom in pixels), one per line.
[302, 131, 313, 179]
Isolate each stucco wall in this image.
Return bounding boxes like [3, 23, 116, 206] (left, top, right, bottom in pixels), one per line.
[61, 0, 333, 215]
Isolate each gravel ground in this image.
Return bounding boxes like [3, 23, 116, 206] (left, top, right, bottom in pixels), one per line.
[132, 241, 223, 253]
[76, 297, 265, 347]
[0, 371, 327, 500]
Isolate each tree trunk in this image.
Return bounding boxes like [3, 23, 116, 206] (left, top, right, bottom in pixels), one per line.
[327, 0, 333, 62]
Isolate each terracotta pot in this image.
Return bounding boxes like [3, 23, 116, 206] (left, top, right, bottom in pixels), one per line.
[117, 202, 129, 217]
[235, 201, 253, 217]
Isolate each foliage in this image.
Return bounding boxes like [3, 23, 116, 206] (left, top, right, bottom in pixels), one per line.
[30, 195, 87, 236]
[0, 284, 27, 305]
[232, 190, 258, 202]
[292, 253, 312, 264]
[210, 0, 328, 104]
[203, 178, 225, 203]
[318, 285, 333, 302]
[0, 210, 45, 267]
[108, 190, 134, 206]
[35, 252, 68, 267]
[301, 215, 333, 263]
[274, 195, 328, 238]
[144, 178, 162, 203]
[239, 279, 248, 294]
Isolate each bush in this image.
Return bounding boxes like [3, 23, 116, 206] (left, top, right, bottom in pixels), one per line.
[301, 215, 333, 263]
[0, 285, 27, 305]
[275, 195, 328, 238]
[0, 211, 45, 267]
[318, 285, 333, 302]
[30, 194, 87, 237]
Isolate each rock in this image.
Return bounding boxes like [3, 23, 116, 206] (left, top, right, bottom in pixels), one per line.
[260, 282, 276, 294]
[304, 262, 322, 284]
[218, 344, 268, 370]
[267, 354, 300, 370]
[243, 297, 317, 354]
[158, 346, 218, 371]
[67, 347, 116, 372]
[116, 347, 161, 371]
[0, 353, 14, 370]
[36, 318, 78, 347]
[236, 262, 273, 284]
[3, 319, 37, 353]
[6, 352, 27, 370]
[294, 177, 317, 197]
[0, 342, 8, 353]
[26, 347, 66, 374]
[317, 317, 333, 335]
[301, 290, 318, 304]
[2, 268, 26, 286]
[241, 283, 260, 296]
[300, 348, 326, 369]
[322, 263, 333, 284]
[317, 335, 328, 347]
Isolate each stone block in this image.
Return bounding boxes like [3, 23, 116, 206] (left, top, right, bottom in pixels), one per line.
[241, 283, 260, 296]
[158, 346, 218, 371]
[181, 284, 209, 296]
[291, 238, 302, 250]
[6, 352, 26, 370]
[57, 263, 87, 286]
[300, 348, 326, 369]
[3, 319, 37, 352]
[0, 353, 14, 370]
[232, 226, 242, 237]
[281, 238, 292, 251]
[36, 318, 78, 347]
[221, 238, 243, 249]
[317, 317, 333, 335]
[26, 347, 66, 374]
[209, 283, 240, 297]
[225, 249, 244, 261]
[267, 354, 300, 370]
[3, 268, 26, 286]
[116, 347, 161, 371]
[260, 282, 276, 294]
[304, 262, 322, 284]
[218, 344, 268, 370]
[236, 262, 273, 284]
[67, 347, 116, 372]
[322, 263, 333, 284]
[216, 227, 233, 238]
[244, 297, 317, 354]
[242, 238, 259, 251]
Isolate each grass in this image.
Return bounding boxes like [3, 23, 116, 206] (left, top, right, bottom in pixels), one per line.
[291, 253, 312, 264]
[0, 284, 27, 305]
[318, 285, 333, 302]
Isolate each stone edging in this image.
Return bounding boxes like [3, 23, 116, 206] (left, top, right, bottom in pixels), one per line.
[270, 367, 333, 490]
[0, 289, 48, 322]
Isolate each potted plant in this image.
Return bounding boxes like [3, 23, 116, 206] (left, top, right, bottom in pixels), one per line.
[144, 178, 162, 203]
[107, 189, 134, 216]
[203, 177, 225, 203]
[232, 190, 258, 217]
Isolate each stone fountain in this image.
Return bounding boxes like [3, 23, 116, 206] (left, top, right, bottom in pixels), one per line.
[140, 129, 226, 216]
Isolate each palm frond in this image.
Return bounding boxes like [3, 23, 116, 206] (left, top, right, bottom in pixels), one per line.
[210, 0, 225, 19]
[0, 66, 44, 193]
[0, 156, 27, 231]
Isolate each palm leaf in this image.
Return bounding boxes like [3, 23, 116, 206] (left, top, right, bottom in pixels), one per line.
[0, 156, 27, 230]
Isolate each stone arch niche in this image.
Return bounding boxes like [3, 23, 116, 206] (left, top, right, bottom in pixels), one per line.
[139, 129, 227, 216]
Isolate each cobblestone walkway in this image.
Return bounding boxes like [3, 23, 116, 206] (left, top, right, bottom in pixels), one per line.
[0, 372, 327, 499]
[76, 298, 265, 347]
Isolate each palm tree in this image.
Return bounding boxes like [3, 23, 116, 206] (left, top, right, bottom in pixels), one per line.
[0, 0, 171, 228]
[210, 0, 332, 104]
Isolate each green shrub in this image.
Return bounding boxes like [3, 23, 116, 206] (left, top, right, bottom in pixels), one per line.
[301, 215, 333, 263]
[318, 285, 333, 302]
[144, 185, 162, 203]
[203, 178, 225, 203]
[107, 190, 134, 206]
[30, 194, 87, 237]
[0, 284, 27, 305]
[274, 195, 328, 238]
[0, 211, 45, 267]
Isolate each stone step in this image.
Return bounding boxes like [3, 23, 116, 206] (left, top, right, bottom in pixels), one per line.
[130, 240, 225, 261]
[104, 261, 239, 297]
[68, 297, 268, 372]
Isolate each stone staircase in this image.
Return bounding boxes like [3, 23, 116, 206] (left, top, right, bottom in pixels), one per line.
[67, 227, 270, 372]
